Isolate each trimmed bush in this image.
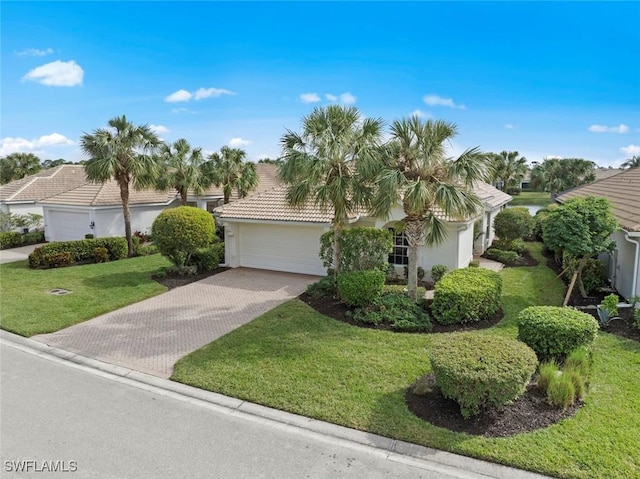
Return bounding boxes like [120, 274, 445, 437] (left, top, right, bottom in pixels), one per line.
[353, 292, 432, 332]
[42, 251, 73, 268]
[320, 227, 393, 273]
[28, 237, 127, 268]
[188, 243, 224, 273]
[494, 207, 533, 247]
[0, 231, 23, 249]
[430, 333, 538, 418]
[517, 306, 599, 361]
[430, 265, 448, 284]
[93, 247, 110, 263]
[432, 268, 502, 325]
[22, 230, 45, 246]
[484, 248, 520, 265]
[337, 269, 385, 307]
[306, 276, 336, 299]
[152, 206, 215, 267]
[137, 244, 159, 256]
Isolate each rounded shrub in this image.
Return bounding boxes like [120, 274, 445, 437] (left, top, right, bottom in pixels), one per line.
[494, 207, 533, 246]
[152, 206, 215, 267]
[337, 269, 385, 307]
[431, 268, 502, 324]
[430, 333, 538, 418]
[517, 306, 598, 361]
[430, 264, 449, 284]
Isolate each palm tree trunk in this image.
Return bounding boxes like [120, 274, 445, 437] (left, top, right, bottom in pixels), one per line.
[333, 224, 342, 276]
[119, 179, 134, 256]
[404, 218, 425, 302]
[180, 189, 188, 206]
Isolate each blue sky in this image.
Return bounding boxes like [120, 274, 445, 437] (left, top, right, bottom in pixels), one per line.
[1, 1, 639, 167]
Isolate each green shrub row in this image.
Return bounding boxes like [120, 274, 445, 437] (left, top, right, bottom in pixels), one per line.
[431, 268, 502, 324]
[484, 248, 520, 265]
[353, 292, 432, 332]
[187, 243, 224, 273]
[517, 306, 599, 361]
[337, 269, 385, 307]
[28, 237, 128, 269]
[0, 230, 45, 250]
[430, 333, 538, 418]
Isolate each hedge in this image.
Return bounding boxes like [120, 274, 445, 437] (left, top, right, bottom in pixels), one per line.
[337, 269, 385, 307]
[431, 268, 502, 324]
[430, 333, 538, 418]
[28, 237, 128, 268]
[517, 306, 599, 361]
[188, 243, 225, 273]
[484, 248, 520, 265]
[1, 230, 46, 250]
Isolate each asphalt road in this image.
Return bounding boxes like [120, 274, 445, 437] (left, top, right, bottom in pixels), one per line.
[1, 342, 474, 479]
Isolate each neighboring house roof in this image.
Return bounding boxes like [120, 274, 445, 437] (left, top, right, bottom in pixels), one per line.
[0, 165, 87, 203]
[594, 168, 624, 181]
[196, 163, 281, 200]
[216, 182, 511, 224]
[556, 167, 640, 232]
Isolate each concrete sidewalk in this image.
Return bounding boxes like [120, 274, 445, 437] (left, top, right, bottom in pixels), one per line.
[34, 268, 319, 378]
[0, 243, 40, 264]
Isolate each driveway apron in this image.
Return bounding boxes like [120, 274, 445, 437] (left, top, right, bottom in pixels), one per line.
[34, 268, 319, 378]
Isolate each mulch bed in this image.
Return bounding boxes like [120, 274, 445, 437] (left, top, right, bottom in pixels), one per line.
[152, 267, 229, 290]
[405, 374, 581, 437]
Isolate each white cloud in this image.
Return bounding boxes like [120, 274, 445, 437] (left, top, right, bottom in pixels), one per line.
[620, 144, 640, 156]
[545, 155, 564, 160]
[588, 124, 629, 134]
[16, 47, 54, 57]
[229, 137, 251, 147]
[340, 92, 356, 105]
[22, 60, 84, 87]
[325, 93, 338, 102]
[0, 133, 74, 156]
[149, 124, 169, 134]
[504, 124, 515, 129]
[411, 109, 432, 119]
[165, 89, 193, 103]
[422, 94, 465, 109]
[299, 92, 321, 103]
[194, 87, 235, 100]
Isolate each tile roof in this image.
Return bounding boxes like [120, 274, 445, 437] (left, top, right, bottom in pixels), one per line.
[556, 167, 640, 232]
[0, 165, 88, 202]
[197, 163, 281, 200]
[595, 168, 625, 181]
[216, 182, 511, 224]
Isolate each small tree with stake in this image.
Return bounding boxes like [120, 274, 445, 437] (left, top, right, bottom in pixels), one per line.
[543, 196, 617, 306]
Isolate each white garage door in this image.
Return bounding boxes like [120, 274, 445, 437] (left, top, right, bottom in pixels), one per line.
[47, 210, 91, 242]
[239, 223, 326, 276]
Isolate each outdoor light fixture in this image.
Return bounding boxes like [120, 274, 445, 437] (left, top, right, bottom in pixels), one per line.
[89, 221, 95, 229]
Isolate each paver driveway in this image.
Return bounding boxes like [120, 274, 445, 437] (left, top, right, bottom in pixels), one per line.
[34, 268, 319, 378]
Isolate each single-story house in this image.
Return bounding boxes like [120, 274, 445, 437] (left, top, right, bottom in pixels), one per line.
[0, 165, 87, 228]
[556, 167, 640, 300]
[39, 163, 280, 242]
[214, 183, 511, 277]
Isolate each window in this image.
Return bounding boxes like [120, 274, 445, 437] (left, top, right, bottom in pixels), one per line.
[388, 228, 409, 265]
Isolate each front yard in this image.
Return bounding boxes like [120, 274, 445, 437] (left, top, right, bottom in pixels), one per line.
[172, 243, 640, 479]
[0, 255, 171, 336]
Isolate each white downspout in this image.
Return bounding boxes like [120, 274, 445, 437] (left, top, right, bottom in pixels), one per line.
[623, 231, 640, 299]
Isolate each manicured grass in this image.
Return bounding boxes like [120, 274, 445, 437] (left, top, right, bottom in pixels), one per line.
[172, 243, 640, 479]
[0, 255, 170, 336]
[509, 191, 553, 206]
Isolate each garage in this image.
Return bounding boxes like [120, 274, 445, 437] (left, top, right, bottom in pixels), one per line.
[237, 223, 326, 276]
[45, 209, 92, 242]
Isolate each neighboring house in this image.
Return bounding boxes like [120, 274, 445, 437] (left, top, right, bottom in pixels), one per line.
[214, 183, 511, 277]
[556, 167, 640, 300]
[0, 165, 87, 227]
[39, 163, 281, 242]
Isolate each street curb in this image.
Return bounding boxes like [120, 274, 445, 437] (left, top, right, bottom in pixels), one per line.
[2, 330, 550, 479]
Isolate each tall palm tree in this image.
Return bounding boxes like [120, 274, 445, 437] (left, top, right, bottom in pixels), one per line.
[206, 146, 258, 204]
[492, 150, 528, 192]
[155, 139, 213, 205]
[371, 117, 491, 301]
[80, 115, 161, 256]
[621, 155, 640, 169]
[279, 105, 384, 275]
[531, 158, 595, 195]
[0, 152, 42, 184]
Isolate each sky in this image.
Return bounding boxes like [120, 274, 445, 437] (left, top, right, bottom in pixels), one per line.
[1, 1, 639, 167]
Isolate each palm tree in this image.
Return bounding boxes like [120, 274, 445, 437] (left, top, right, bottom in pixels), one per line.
[371, 117, 490, 301]
[279, 105, 384, 275]
[621, 155, 640, 169]
[206, 146, 258, 204]
[80, 115, 161, 256]
[155, 139, 213, 205]
[492, 150, 528, 192]
[531, 158, 595, 195]
[0, 152, 42, 184]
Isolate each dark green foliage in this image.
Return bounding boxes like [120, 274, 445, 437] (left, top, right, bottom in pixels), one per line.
[93, 247, 110, 263]
[188, 243, 224, 272]
[430, 264, 448, 283]
[21, 231, 45, 246]
[432, 268, 502, 324]
[517, 306, 599, 361]
[562, 256, 606, 295]
[468, 260, 480, 268]
[0, 231, 23, 249]
[484, 248, 520, 265]
[532, 209, 551, 241]
[42, 251, 73, 268]
[28, 237, 127, 268]
[320, 227, 393, 274]
[353, 292, 432, 332]
[84, 234, 94, 239]
[494, 207, 533, 246]
[430, 333, 538, 418]
[152, 206, 215, 267]
[306, 276, 336, 299]
[136, 244, 159, 256]
[337, 269, 385, 307]
[404, 265, 425, 281]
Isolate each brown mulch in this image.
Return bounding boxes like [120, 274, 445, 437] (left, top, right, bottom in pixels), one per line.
[152, 267, 229, 290]
[405, 374, 581, 437]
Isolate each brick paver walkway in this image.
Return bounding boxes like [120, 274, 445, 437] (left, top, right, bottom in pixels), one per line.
[34, 268, 319, 378]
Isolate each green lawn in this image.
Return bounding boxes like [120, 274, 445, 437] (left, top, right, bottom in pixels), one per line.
[0, 255, 170, 336]
[509, 191, 554, 206]
[172, 243, 640, 479]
